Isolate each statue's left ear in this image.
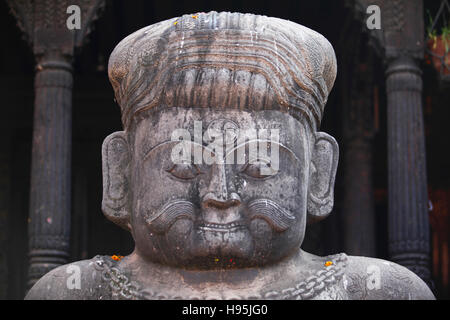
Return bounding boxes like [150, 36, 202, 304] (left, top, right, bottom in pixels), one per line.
[101, 131, 132, 232]
[307, 132, 339, 224]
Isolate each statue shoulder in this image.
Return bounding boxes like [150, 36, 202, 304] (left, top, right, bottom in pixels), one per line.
[343, 255, 435, 300]
[25, 256, 113, 300]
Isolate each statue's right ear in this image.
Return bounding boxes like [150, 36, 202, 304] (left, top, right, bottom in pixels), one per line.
[101, 131, 132, 232]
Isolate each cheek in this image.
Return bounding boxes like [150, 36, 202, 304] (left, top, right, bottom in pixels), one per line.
[165, 219, 194, 245]
[279, 176, 305, 208]
[164, 219, 195, 259]
[249, 219, 274, 253]
[131, 212, 162, 257]
[240, 174, 305, 209]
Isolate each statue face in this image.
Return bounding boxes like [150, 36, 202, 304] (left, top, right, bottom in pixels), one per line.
[104, 11, 339, 271]
[127, 108, 313, 268]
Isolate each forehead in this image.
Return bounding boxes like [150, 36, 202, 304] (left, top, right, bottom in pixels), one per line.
[132, 108, 311, 154]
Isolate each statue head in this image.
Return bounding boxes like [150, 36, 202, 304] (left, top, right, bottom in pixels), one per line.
[102, 12, 338, 269]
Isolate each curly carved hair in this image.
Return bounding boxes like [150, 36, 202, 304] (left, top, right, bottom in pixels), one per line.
[108, 11, 337, 131]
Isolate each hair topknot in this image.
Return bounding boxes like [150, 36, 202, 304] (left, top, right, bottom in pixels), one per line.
[108, 11, 337, 130]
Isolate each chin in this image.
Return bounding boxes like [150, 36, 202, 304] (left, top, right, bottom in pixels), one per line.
[146, 218, 298, 268]
[177, 226, 267, 268]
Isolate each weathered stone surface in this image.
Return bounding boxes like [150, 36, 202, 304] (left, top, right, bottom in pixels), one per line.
[26, 11, 434, 300]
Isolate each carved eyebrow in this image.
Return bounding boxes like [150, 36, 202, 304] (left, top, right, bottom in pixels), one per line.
[224, 139, 301, 163]
[142, 140, 206, 162]
[142, 139, 301, 163]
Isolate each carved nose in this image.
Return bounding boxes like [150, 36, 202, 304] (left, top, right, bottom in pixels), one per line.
[201, 164, 241, 209]
[202, 192, 242, 209]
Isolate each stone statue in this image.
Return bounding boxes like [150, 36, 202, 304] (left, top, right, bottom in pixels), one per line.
[26, 11, 435, 300]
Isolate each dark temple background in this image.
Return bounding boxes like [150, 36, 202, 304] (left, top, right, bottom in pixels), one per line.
[0, 0, 449, 299]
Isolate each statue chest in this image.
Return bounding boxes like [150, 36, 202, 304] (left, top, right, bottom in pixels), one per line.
[91, 253, 349, 300]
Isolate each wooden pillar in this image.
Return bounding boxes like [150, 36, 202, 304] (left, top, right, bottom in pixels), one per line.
[7, 0, 104, 288]
[351, 0, 431, 283]
[386, 56, 431, 283]
[27, 60, 73, 288]
[382, 0, 431, 284]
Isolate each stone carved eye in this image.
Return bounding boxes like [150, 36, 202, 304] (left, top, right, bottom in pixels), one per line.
[241, 159, 278, 179]
[166, 163, 202, 180]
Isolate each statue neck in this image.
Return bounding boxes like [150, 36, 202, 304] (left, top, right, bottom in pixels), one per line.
[110, 248, 338, 299]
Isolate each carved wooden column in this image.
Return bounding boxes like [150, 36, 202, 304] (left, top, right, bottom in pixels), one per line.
[386, 56, 430, 282]
[7, 0, 104, 288]
[27, 59, 73, 288]
[383, 0, 431, 284]
[350, 0, 431, 284]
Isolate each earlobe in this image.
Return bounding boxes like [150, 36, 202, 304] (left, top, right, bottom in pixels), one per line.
[101, 131, 132, 231]
[307, 132, 339, 224]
